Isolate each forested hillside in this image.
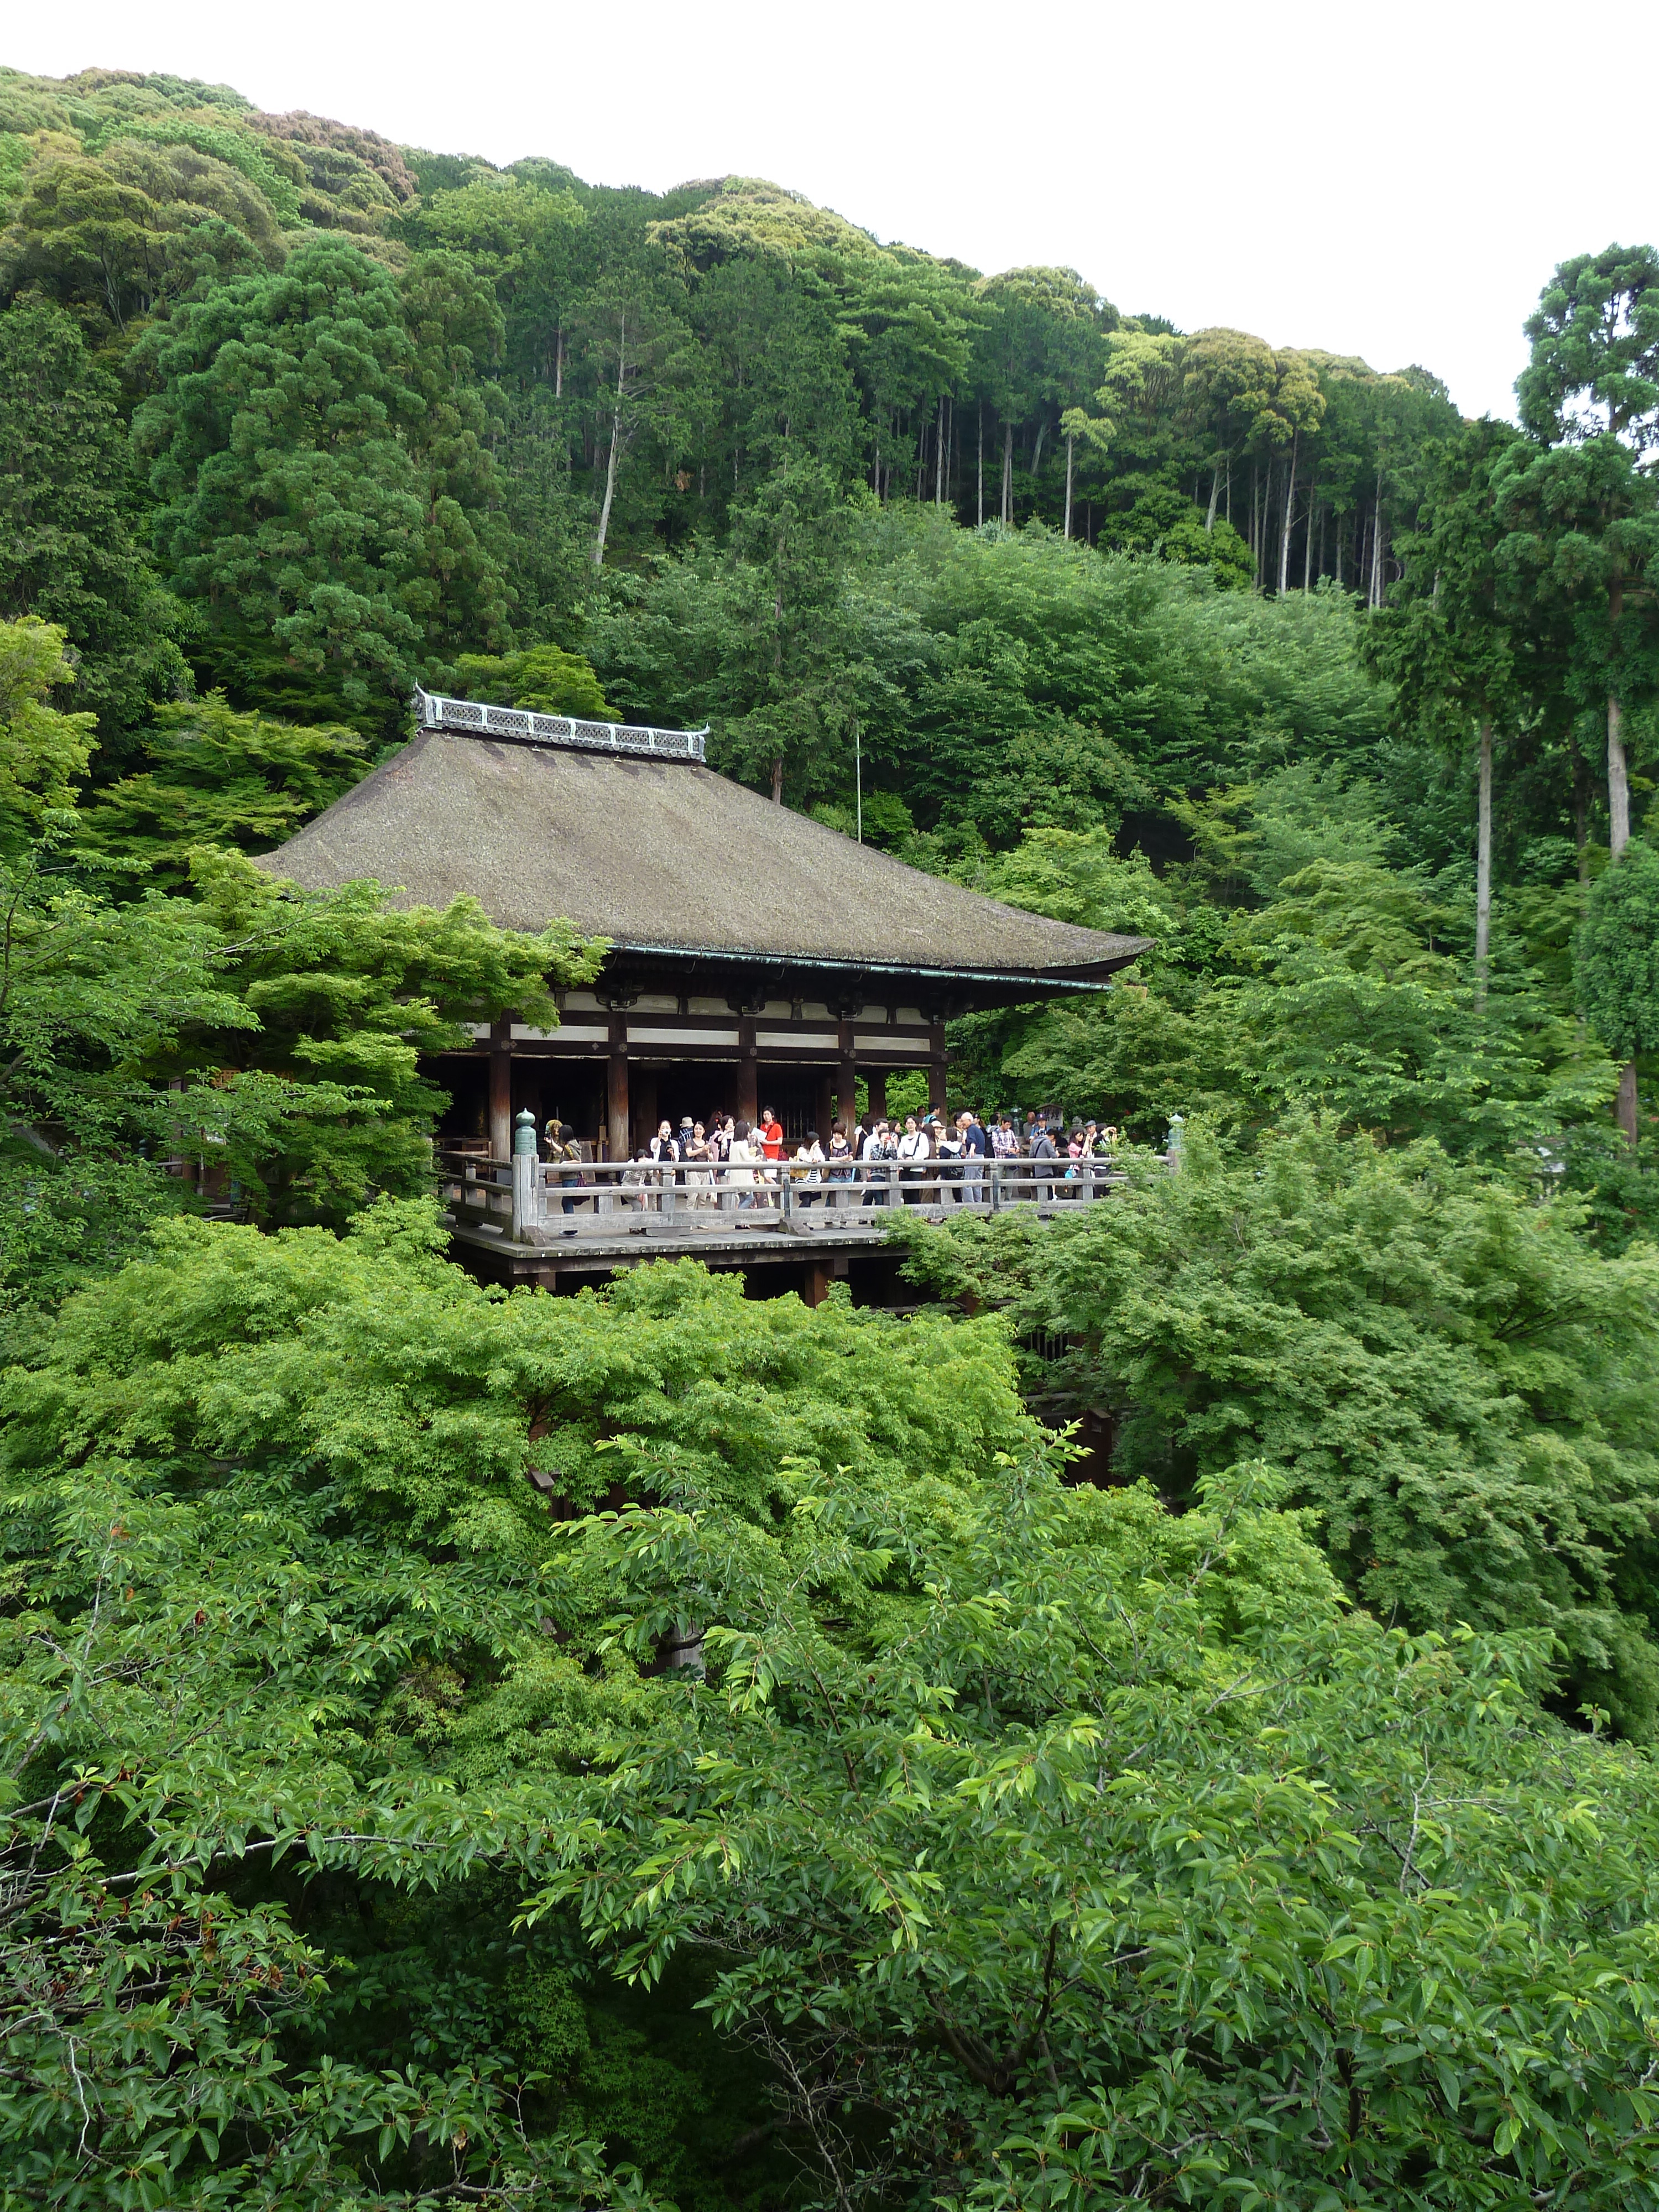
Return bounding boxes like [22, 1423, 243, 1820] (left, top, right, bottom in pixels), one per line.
[4, 59, 1659, 2212]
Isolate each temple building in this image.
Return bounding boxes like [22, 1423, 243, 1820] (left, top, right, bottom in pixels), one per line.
[262, 689, 1148, 1161]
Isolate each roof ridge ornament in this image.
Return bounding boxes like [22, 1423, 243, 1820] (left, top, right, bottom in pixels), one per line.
[415, 686, 708, 764]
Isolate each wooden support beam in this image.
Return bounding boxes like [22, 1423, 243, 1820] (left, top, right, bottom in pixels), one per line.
[837, 1021, 858, 1135]
[865, 1068, 887, 1123]
[815, 1071, 834, 1141]
[737, 1017, 758, 1126]
[802, 1261, 830, 1308]
[607, 1015, 629, 1163]
[928, 1021, 949, 1118]
[489, 1018, 513, 1161]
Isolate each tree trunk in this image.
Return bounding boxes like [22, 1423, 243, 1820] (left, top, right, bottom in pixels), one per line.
[1205, 464, 1221, 532]
[1616, 1060, 1640, 1147]
[1000, 424, 1013, 527]
[935, 394, 946, 505]
[1608, 576, 1631, 857]
[1303, 481, 1317, 590]
[977, 405, 984, 528]
[554, 324, 564, 399]
[770, 755, 784, 805]
[1278, 432, 1298, 595]
[592, 313, 626, 570]
[1064, 436, 1075, 540]
[1030, 415, 1047, 487]
[1369, 468, 1385, 608]
[1610, 693, 1631, 856]
[1475, 718, 1493, 1006]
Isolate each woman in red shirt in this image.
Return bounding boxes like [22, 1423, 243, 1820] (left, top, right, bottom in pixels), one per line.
[758, 1107, 786, 1206]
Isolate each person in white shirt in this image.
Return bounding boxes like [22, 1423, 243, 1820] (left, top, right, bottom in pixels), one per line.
[793, 1129, 826, 1207]
[896, 1114, 930, 1204]
[726, 1117, 760, 1207]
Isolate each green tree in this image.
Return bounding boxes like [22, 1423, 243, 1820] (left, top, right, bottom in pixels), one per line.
[0, 142, 281, 342]
[537, 1450, 1659, 2210]
[1578, 837, 1659, 1146]
[135, 237, 513, 731]
[893, 1118, 1659, 1729]
[1514, 243, 1659, 860]
[1365, 419, 1540, 998]
[0, 299, 187, 759]
[74, 692, 367, 886]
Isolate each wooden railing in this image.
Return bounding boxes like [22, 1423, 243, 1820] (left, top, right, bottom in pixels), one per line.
[435, 1148, 1126, 1244]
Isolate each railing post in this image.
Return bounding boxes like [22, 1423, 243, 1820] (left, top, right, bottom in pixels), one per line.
[990, 1160, 1001, 1214]
[511, 1152, 534, 1242]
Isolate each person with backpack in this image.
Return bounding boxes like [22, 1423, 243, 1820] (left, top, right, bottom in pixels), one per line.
[1029, 1118, 1058, 1196]
[547, 1120, 588, 1233]
[933, 1114, 963, 1203]
[959, 1109, 988, 1205]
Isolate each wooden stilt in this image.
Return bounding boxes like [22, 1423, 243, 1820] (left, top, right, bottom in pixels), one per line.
[737, 1018, 758, 1128]
[928, 1022, 950, 1118]
[489, 1019, 513, 1161]
[607, 1016, 629, 1164]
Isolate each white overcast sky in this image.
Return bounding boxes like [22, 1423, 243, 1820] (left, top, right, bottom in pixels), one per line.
[9, 0, 1654, 422]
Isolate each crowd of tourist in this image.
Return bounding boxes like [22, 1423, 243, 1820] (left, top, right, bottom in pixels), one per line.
[535, 1105, 1121, 1225]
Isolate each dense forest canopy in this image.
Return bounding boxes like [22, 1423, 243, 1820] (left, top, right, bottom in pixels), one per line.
[4, 56, 1659, 2212]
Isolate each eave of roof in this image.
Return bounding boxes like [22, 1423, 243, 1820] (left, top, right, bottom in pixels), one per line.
[255, 723, 1154, 983]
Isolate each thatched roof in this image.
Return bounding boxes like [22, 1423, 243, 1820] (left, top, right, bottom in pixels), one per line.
[255, 731, 1150, 986]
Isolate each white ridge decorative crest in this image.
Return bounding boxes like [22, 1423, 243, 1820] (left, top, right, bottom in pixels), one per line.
[415, 687, 707, 764]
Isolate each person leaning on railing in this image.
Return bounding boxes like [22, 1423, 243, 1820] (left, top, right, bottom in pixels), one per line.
[896, 1114, 930, 1202]
[547, 1120, 588, 1232]
[727, 1118, 760, 1206]
[684, 1120, 715, 1206]
[864, 1118, 897, 1205]
[959, 1108, 988, 1203]
[933, 1115, 963, 1202]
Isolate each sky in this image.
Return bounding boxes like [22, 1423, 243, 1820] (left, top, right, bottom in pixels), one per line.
[9, 0, 1656, 421]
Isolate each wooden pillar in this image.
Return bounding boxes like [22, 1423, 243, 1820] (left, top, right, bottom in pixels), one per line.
[802, 1260, 830, 1308]
[815, 1071, 834, 1139]
[928, 1021, 949, 1119]
[865, 1068, 887, 1122]
[837, 1021, 858, 1133]
[489, 1018, 513, 1161]
[737, 1017, 758, 1127]
[607, 1014, 630, 1164]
